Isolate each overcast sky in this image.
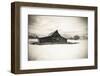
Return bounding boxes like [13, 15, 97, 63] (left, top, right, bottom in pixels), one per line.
[28, 15, 88, 38]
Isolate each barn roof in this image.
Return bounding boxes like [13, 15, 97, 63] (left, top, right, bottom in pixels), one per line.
[51, 30, 62, 37]
[39, 30, 67, 39]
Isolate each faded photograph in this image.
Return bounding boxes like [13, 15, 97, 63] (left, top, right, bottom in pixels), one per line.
[28, 15, 88, 61]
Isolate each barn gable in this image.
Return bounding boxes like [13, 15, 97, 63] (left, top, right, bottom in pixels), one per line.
[39, 30, 67, 44]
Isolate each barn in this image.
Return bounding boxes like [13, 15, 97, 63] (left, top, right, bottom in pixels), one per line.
[39, 30, 67, 44]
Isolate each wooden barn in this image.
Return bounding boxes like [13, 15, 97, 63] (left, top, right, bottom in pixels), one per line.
[39, 30, 67, 44]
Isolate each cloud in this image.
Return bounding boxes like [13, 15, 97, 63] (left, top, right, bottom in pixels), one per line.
[28, 15, 88, 37]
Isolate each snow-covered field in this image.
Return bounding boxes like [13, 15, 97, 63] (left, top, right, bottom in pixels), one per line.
[28, 40, 88, 60]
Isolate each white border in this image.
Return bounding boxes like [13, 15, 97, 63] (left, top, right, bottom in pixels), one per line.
[20, 6, 95, 70]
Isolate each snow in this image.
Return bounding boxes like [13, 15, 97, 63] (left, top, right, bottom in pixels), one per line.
[28, 40, 88, 60]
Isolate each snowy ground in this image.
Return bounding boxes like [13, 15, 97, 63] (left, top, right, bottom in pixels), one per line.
[28, 40, 88, 60]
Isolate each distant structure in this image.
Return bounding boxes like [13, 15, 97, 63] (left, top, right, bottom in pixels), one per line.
[73, 35, 80, 40]
[39, 30, 67, 44]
